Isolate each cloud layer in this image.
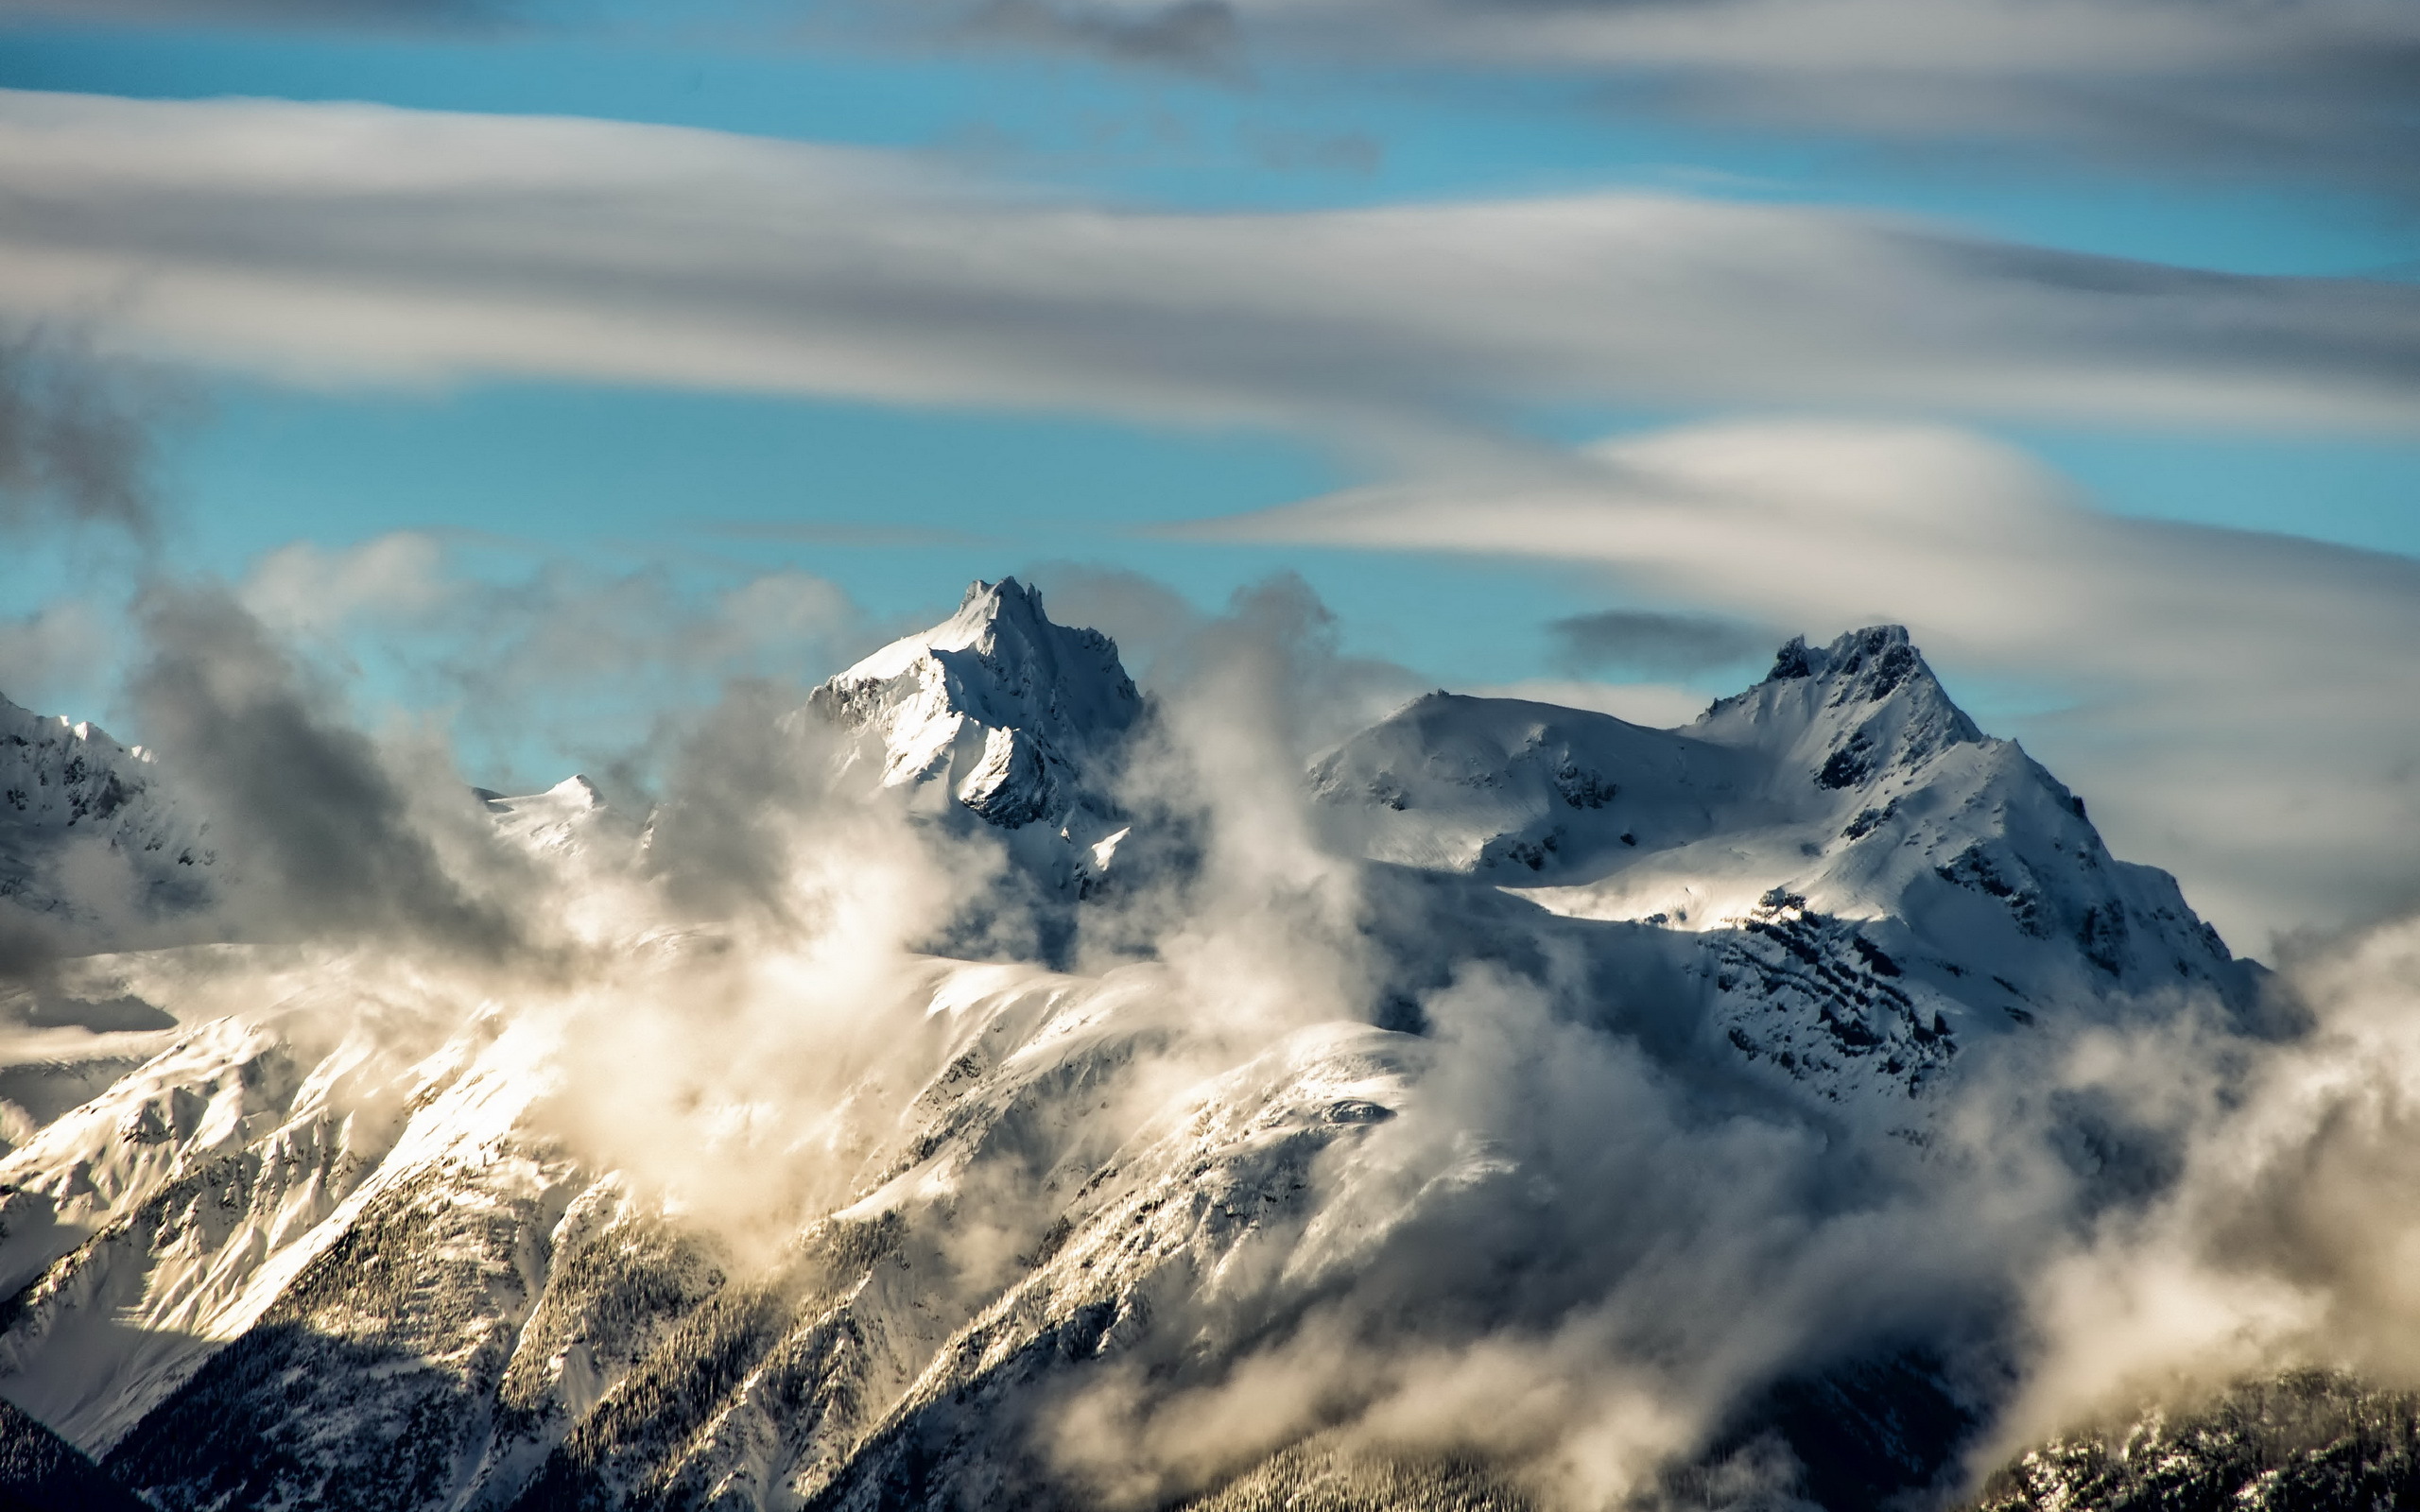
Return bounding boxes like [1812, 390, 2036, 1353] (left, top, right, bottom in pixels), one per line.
[1063, 0, 2420, 195]
[2, 88, 2413, 947]
[22, 0, 2407, 199]
[4, 90, 2417, 464]
[29, 563, 2418, 1507]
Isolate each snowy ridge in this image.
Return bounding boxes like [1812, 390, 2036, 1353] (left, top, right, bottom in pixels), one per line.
[0, 944, 1417, 1507]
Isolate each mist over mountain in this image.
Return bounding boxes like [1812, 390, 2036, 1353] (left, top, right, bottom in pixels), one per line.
[0, 576, 2411, 1512]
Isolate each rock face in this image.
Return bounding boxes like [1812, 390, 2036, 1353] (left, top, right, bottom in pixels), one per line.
[0, 592, 2271, 1511]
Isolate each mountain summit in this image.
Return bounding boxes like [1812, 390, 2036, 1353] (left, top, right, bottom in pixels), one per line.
[1315, 623, 2249, 1108]
[805, 577, 1140, 833]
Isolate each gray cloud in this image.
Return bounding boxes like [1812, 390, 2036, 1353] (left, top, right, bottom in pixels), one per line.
[432, 561, 864, 794]
[1545, 608, 1770, 677]
[12, 0, 2404, 197]
[1, 91, 2415, 464]
[128, 581, 532, 955]
[218, 533, 869, 796]
[0, 325, 165, 542]
[0, 598, 114, 717]
[2001, 906, 2420, 1454]
[908, 0, 2420, 197]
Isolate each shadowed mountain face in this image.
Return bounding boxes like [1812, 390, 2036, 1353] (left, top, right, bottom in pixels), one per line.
[1972, 1373, 2420, 1512]
[0, 585, 2273, 1510]
[0, 1396, 149, 1511]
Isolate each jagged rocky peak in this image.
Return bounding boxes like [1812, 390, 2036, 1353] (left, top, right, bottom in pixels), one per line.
[1692, 624, 1983, 790]
[805, 577, 1142, 830]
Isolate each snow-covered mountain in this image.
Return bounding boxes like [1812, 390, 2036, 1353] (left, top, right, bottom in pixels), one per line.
[1314, 626, 2253, 1111]
[0, 696, 217, 960]
[0, 588, 2270, 1511]
[805, 576, 1139, 837]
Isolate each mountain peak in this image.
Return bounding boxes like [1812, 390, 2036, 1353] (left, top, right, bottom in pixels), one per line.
[1765, 625, 1919, 695]
[809, 579, 1140, 832]
[931, 576, 1049, 649]
[1704, 624, 1979, 763]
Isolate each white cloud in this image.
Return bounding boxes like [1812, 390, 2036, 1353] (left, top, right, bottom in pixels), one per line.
[1208, 418, 2420, 945]
[240, 532, 453, 639]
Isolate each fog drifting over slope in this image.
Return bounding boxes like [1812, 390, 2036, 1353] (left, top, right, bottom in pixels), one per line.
[2, 564, 2410, 1507]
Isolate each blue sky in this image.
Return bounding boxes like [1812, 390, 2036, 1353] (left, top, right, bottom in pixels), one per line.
[0, 0, 2415, 939]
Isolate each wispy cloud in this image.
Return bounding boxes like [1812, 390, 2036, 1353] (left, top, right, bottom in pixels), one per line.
[12, 0, 2407, 198]
[3, 90, 2415, 468]
[953, 0, 1247, 77]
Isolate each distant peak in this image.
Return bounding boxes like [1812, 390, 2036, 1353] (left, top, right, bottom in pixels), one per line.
[549, 774, 606, 808]
[1817, 628, 1981, 752]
